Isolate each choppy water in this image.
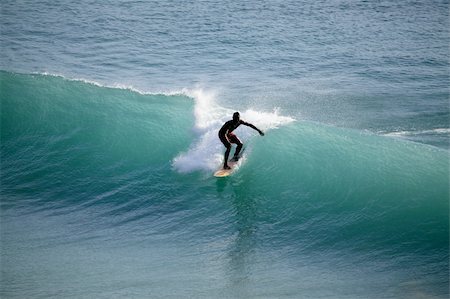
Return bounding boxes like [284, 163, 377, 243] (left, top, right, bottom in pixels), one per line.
[1, 0, 449, 298]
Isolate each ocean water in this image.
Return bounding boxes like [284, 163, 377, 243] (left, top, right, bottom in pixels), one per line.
[1, 0, 449, 298]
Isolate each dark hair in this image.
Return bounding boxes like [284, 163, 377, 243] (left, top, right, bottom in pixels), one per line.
[233, 112, 240, 121]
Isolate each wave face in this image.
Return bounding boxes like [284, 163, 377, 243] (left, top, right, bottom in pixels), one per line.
[1, 71, 449, 298]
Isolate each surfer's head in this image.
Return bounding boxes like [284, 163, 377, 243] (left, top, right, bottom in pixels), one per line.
[233, 112, 240, 122]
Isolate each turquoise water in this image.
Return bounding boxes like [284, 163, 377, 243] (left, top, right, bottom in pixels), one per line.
[2, 0, 449, 148]
[1, 72, 448, 298]
[1, 0, 449, 298]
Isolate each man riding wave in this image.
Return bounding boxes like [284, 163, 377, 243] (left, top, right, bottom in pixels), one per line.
[218, 112, 264, 169]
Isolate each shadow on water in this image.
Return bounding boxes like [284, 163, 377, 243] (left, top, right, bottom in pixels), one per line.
[215, 176, 259, 297]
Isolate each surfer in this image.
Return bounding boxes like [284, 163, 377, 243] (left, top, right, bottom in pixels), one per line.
[218, 112, 264, 169]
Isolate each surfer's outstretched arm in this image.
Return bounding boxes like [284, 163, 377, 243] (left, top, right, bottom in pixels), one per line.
[242, 121, 265, 136]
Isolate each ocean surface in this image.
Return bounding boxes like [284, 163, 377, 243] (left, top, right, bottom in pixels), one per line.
[1, 0, 449, 298]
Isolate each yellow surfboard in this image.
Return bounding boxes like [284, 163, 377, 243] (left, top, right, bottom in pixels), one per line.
[214, 160, 239, 177]
[214, 147, 246, 178]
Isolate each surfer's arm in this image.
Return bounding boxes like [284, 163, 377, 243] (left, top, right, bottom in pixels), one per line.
[242, 121, 264, 136]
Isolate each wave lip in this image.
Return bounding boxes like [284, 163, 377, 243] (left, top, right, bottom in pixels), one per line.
[31, 71, 190, 97]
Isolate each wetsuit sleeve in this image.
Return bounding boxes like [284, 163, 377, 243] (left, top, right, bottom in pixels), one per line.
[241, 120, 262, 133]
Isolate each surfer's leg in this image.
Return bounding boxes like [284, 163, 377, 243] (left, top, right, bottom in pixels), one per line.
[224, 146, 231, 169]
[228, 134, 243, 159]
[234, 142, 243, 158]
[219, 135, 232, 169]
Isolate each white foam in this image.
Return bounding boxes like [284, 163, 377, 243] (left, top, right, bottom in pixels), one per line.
[172, 89, 295, 174]
[34, 72, 189, 96]
[383, 128, 450, 137]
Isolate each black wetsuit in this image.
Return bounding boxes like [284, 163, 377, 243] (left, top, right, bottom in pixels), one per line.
[219, 119, 257, 168]
[218, 117, 263, 168]
[218, 119, 245, 148]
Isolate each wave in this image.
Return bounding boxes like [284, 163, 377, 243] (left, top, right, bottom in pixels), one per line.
[1, 71, 448, 255]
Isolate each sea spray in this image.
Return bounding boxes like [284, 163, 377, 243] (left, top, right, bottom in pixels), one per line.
[172, 89, 295, 173]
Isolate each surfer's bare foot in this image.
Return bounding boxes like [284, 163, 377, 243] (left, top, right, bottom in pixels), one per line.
[223, 165, 231, 170]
